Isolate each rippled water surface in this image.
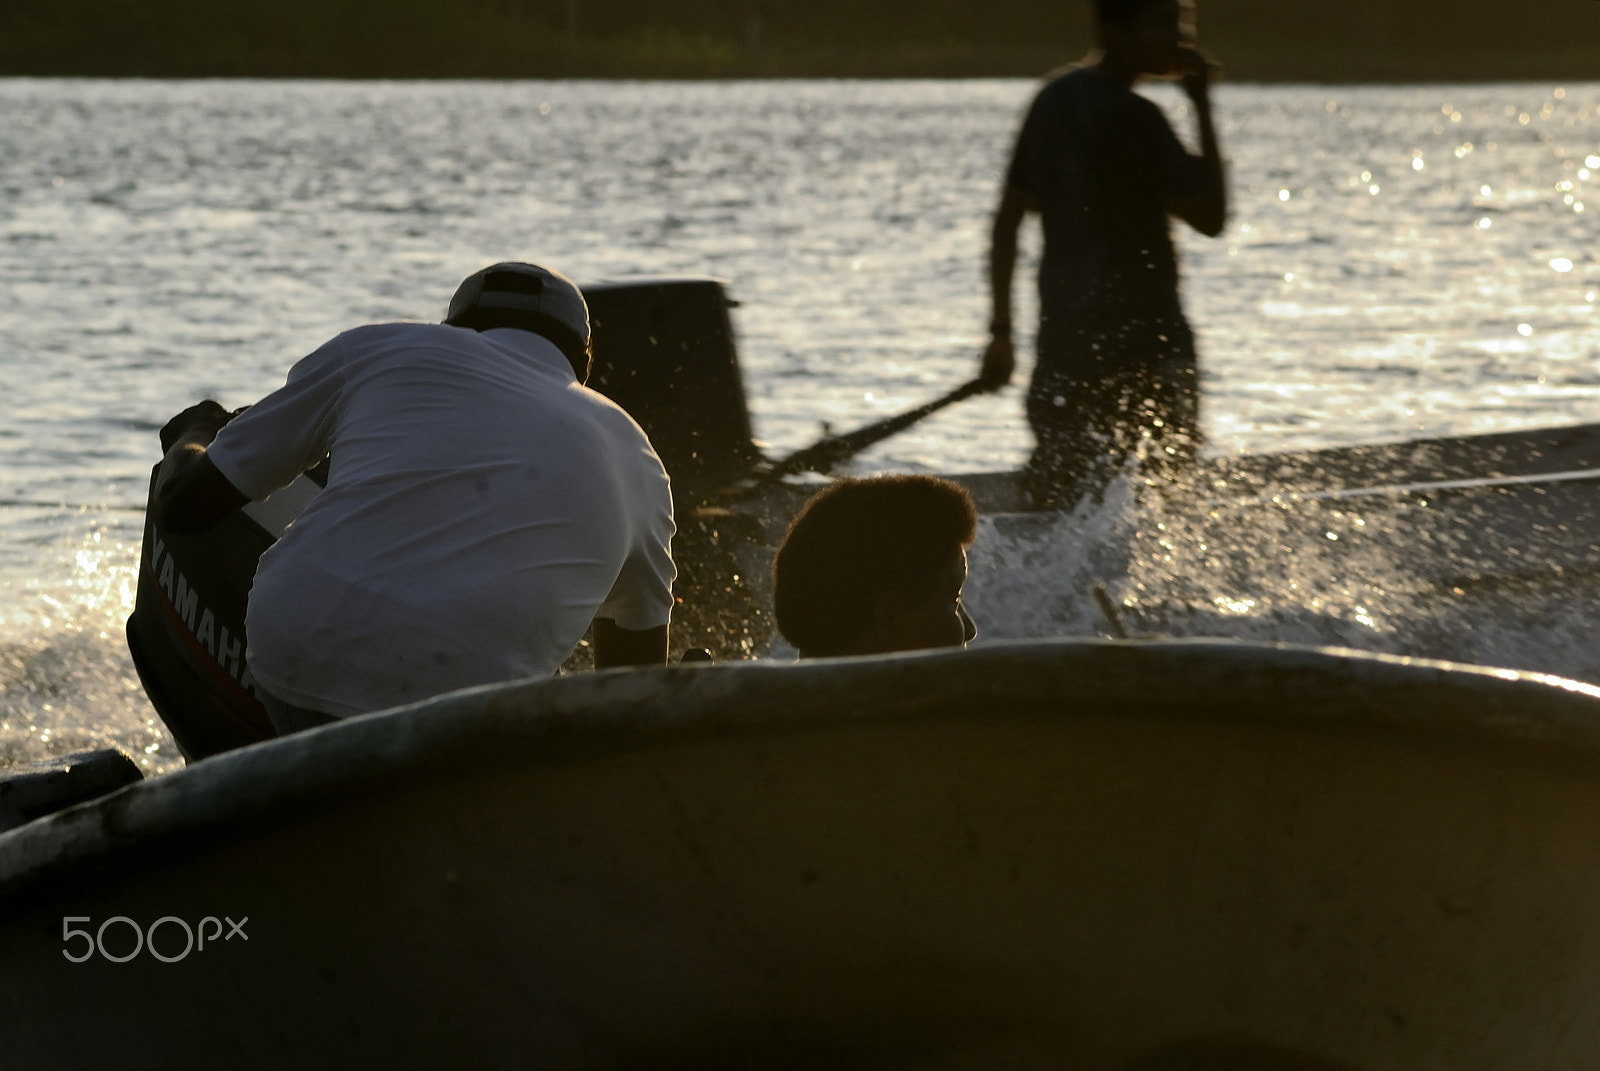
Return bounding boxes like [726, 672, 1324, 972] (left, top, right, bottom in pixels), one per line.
[4, 77, 1600, 772]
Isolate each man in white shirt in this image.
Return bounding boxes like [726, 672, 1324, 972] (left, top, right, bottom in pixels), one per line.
[156, 262, 676, 732]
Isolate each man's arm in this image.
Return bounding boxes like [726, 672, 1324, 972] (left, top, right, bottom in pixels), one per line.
[1168, 47, 1227, 238]
[592, 619, 668, 670]
[155, 400, 249, 534]
[979, 184, 1032, 391]
[591, 443, 675, 672]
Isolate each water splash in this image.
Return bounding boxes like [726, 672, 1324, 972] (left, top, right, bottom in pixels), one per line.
[0, 525, 177, 775]
[963, 456, 1600, 685]
[966, 472, 1143, 641]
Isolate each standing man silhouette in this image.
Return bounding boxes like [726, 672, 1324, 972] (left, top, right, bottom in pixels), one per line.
[980, 0, 1227, 505]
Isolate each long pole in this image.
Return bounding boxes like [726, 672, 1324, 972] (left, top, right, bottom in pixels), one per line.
[762, 379, 987, 482]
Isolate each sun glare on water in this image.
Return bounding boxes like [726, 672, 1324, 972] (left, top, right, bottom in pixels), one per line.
[0, 525, 174, 774]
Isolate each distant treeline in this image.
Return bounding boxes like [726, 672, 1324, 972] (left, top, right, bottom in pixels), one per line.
[5, 0, 1600, 79]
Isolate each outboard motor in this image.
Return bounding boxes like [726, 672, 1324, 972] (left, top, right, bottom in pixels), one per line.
[585, 277, 763, 495]
[126, 474, 310, 760]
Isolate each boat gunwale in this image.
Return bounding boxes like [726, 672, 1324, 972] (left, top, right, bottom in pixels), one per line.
[4, 637, 1600, 911]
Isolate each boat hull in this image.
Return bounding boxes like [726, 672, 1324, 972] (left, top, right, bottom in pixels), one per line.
[6, 640, 1600, 1069]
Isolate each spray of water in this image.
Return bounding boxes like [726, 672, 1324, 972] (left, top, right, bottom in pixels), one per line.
[0, 526, 177, 775]
[964, 450, 1600, 684]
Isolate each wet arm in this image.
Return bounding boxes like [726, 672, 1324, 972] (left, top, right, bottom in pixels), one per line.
[592, 618, 669, 670]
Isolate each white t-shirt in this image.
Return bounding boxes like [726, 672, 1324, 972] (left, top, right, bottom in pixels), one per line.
[206, 323, 675, 717]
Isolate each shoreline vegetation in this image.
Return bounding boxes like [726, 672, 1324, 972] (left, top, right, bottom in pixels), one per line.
[5, 0, 1600, 82]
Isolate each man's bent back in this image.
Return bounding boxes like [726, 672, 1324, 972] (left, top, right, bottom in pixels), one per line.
[158, 262, 675, 728]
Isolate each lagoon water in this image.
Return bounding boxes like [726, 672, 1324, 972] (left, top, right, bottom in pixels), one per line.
[3, 77, 1600, 774]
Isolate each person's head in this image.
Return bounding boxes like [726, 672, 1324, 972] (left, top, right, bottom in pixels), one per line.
[446, 262, 593, 382]
[1093, 0, 1193, 77]
[772, 475, 979, 659]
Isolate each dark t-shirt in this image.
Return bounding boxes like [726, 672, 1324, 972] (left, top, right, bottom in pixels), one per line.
[1007, 65, 1208, 328]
